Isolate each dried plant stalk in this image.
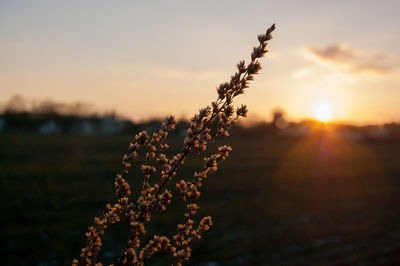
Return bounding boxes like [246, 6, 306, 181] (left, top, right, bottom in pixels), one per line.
[74, 24, 275, 266]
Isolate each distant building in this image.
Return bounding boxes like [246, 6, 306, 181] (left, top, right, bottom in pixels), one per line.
[334, 129, 364, 140]
[72, 120, 95, 135]
[39, 120, 61, 134]
[178, 129, 187, 137]
[100, 116, 124, 135]
[0, 118, 5, 133]
[280, 124, 310, 137]
[368, 127, 388, 139]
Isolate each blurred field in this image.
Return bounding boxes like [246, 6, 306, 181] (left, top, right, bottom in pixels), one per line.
[1, 133, 400, 265]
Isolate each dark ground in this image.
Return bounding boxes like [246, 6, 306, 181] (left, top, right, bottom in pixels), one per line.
[1, 132, 400, 265]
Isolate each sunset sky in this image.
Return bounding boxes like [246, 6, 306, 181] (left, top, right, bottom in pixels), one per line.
[1, 0, 399, 124]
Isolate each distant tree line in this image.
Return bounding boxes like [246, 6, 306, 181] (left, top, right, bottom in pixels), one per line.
[1, 95, 400, 140]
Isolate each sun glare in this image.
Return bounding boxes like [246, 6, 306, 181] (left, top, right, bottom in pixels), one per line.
[314, 103, 332, 122]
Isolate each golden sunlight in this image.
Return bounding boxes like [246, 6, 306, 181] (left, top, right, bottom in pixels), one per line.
[313, 103, 332, 122]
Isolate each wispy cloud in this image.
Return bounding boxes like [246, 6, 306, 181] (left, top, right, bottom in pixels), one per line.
[309, 44, 393, 75]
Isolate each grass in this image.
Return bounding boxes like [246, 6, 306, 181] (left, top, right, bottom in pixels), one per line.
[1, 133, 400, 265]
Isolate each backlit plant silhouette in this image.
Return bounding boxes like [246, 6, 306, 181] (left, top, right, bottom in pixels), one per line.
[74, 24, 275, 266]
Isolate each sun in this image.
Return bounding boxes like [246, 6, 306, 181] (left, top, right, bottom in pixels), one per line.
[313, 103, 332, 122]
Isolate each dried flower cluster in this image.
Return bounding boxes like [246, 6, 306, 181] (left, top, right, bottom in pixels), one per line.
[74, 24, 275, 266]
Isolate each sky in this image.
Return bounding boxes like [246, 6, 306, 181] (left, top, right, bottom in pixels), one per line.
[1, 0, 399, 124]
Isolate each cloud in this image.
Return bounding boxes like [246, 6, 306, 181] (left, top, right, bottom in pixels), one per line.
[309, 44, 393, 75]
